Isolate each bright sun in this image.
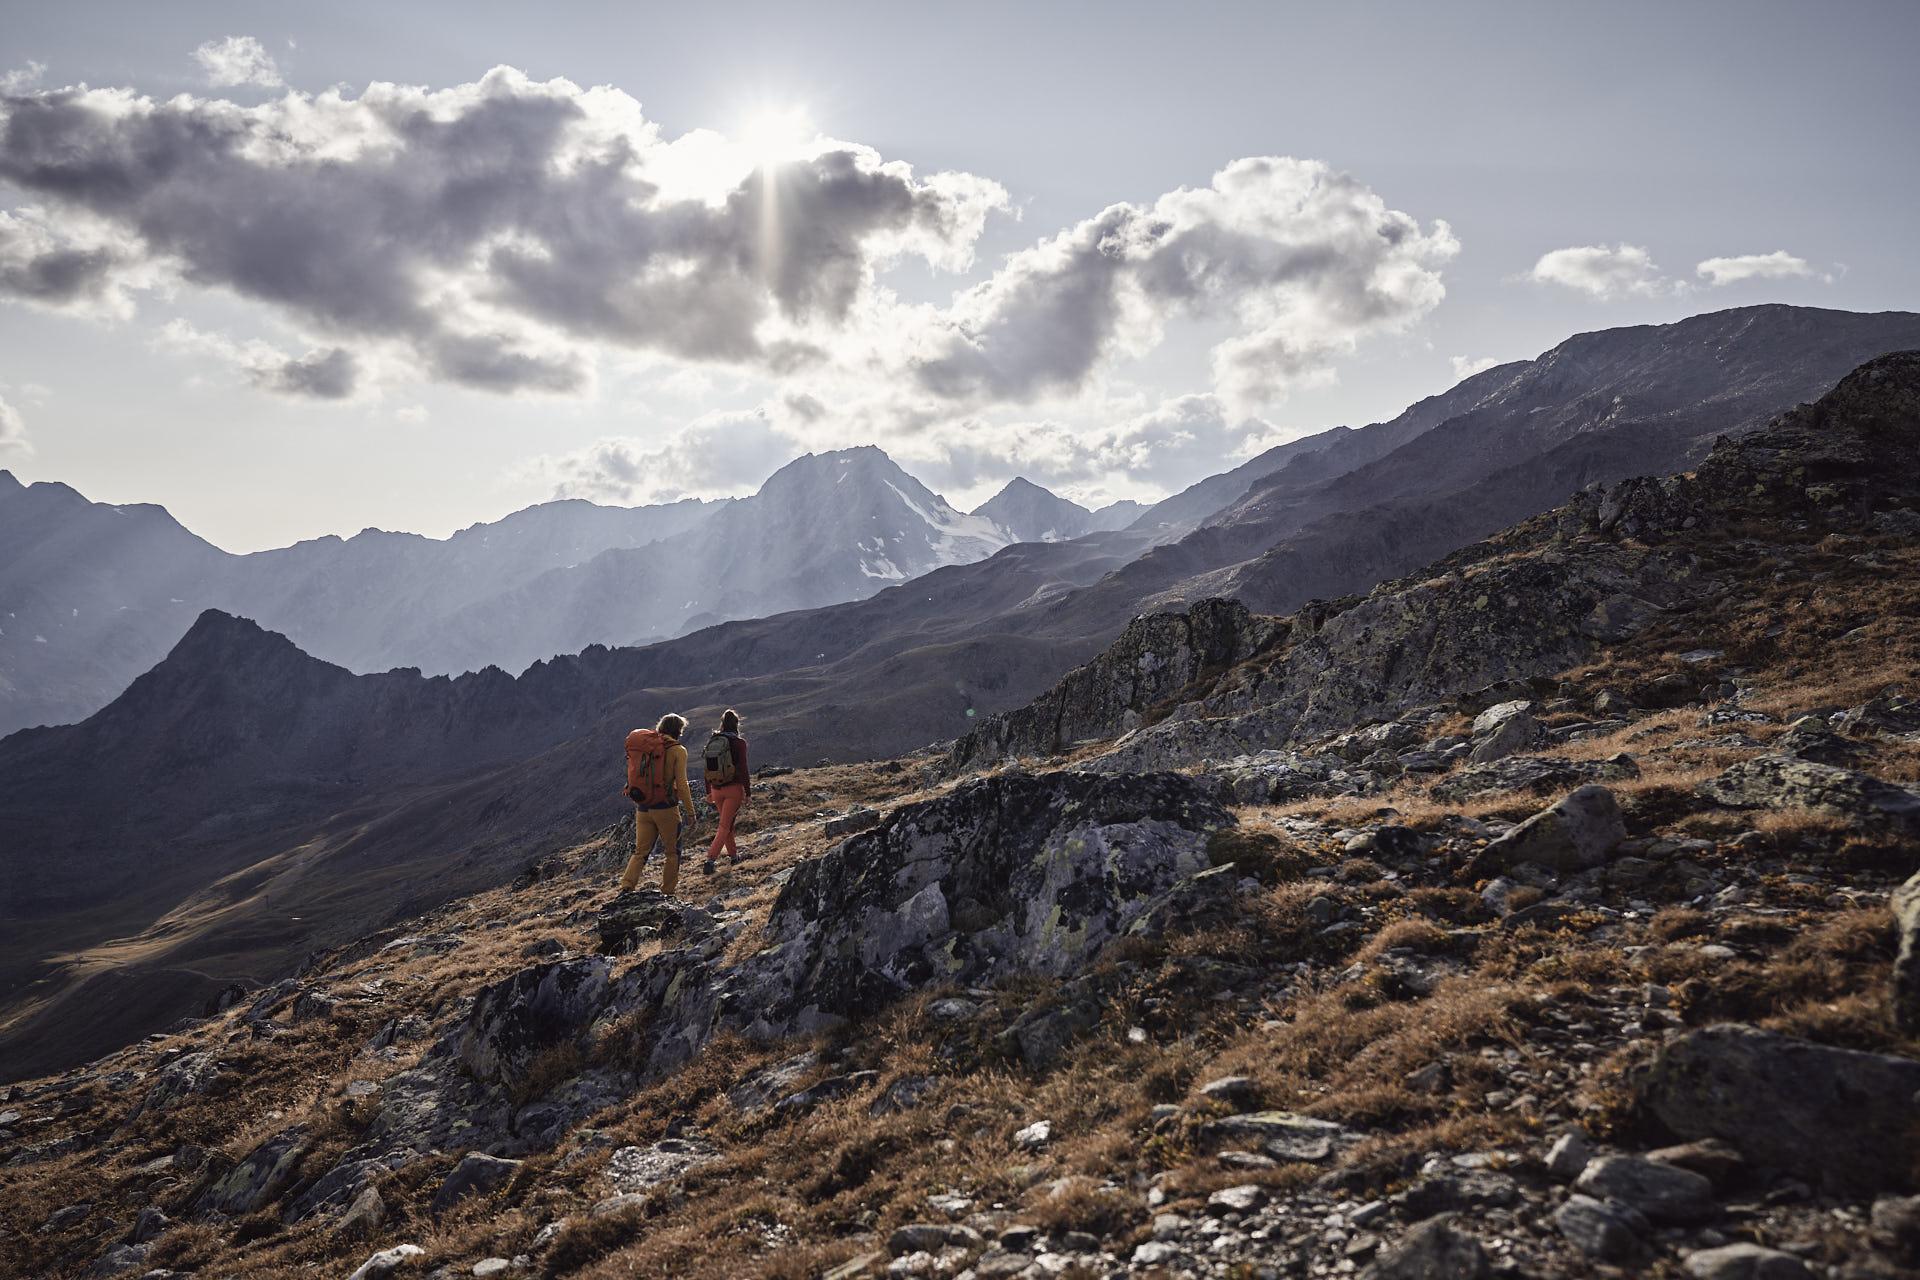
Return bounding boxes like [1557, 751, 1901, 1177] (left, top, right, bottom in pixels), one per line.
[736, 106, 815, 169]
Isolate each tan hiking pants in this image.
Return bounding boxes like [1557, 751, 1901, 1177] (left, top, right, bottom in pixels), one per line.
[621, 808, 687, 895]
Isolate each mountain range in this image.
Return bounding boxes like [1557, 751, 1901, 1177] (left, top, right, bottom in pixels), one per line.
[4, 302, 1920, 1077]
[0, 451, 1147, 737]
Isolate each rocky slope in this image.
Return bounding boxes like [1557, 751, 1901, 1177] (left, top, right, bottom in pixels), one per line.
[3, 353, 1918, 1280]
[9, 306, 1920, 1090]
[1046, 304, 1920, 634]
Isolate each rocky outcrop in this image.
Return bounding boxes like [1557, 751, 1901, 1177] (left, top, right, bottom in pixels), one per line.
[721, 770, 1234, 1035]
[1633, 1024, 1920, 1195]
[945, 599, 1281, 770]
[450, 959, 611, 1087]
[1697, 756, 1920, 834]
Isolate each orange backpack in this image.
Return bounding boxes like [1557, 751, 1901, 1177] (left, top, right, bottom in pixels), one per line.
[624, 729, 673, 807]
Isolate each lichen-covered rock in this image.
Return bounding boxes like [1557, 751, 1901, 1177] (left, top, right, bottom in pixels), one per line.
[450, 958, 611, 1086]
[128, 1051, 227, 1120]
[1480, 785, 1626, 873]
[597, 891, 714, 956]
[1213, 750, 1374, 805]
[605, 1138, 717, 1191]
[945, 598, 1281, 770]
[1084, 716, 1260, 775]
[429, 1152, 520, 1214]
[1697, 755, 1920, 833]
[1773, 716, 1862, 765]
[1199, 542, 1694, 744]
[1554, 1194, 1650, 1265]
[1469, 701, 1544, 764]
[722, 771, 1230, 1036]
[194, 1127, 308, 1216]
[1836, 695, 1920, 739]
[1633, 1023, 1920, 1195]
[1430, 753, 1637, 803]
[823, 807, 881, 837]
[345, 1244, 423, 1280]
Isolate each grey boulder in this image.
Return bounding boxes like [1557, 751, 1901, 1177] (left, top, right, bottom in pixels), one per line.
[1481, 785, 1626, 872]
[429, 1152, 520, 1214]
[1574, 1154, 1715, 1223]
[1683, 1243, 1815, 1280]
[1633, 1023, 1920, 1195]
[1697, 755, 1920, 833]
[1359, 1214, 1489, 1279]
[1554, 1194, 1650, 1264]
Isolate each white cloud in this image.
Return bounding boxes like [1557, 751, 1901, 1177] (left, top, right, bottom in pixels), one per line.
[1, 68, 1463, 502]
[191, 36, 284, 89]
[1696, 250, 1826, 287]
[0, 393, 30, 457]
[911, 157, 1457, 411]
[1449, 354, 1500, 380]
[900, 393, 1294, 500]
[0, 61, 46, 94]
[157, 319, 360, 399]
[519, 408, 803, 504]
[0, 68, 1008, 396]
[394, 404, 430, 424]
[1525, 243, 1671, 299]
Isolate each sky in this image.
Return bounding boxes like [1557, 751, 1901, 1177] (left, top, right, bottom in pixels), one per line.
[1, 0, 1916, 552]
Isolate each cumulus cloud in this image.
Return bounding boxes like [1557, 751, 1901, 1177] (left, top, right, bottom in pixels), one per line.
[1449, 354, 1501, 380]
[0, 209, 145, 318]
[0, 61, 46, 94]
[0, 393, 30, 456]
[0, 68, 1007, 396]
[908, 394, 1291, 499]
[1696, 250, 1826, 287]
[1525, 243, 1671, 299]
[191, 36, 283, 89]
[911, 158, 1457, 409]
[1, 67, 1469, 501]
[158, 319, 360, 399]
[521, 408, 803, 504]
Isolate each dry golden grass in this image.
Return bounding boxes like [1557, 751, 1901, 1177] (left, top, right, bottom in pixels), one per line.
[8, 528, 1919, 1278]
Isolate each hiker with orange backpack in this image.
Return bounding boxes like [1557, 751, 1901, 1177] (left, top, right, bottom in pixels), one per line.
[620, 714, 697, 896]
[699, 709, 751, 875]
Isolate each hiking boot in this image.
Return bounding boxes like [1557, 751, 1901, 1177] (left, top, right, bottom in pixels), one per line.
[700, 858, 716, 876]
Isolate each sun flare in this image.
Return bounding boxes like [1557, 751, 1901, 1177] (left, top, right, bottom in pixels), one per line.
[735, 105, 815, 169]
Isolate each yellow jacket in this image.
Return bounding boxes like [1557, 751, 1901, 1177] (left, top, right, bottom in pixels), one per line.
[662, 742, 695, 825]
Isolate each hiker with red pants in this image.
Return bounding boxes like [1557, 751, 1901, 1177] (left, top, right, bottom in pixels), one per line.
[700, 709, 751, 874]
[620, 713, 697, 896]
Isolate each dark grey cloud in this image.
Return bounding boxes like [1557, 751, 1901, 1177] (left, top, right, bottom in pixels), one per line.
[253, 346, 357, 399]
[0, 69, 1005, 393]
[0, 213, 131, 312]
